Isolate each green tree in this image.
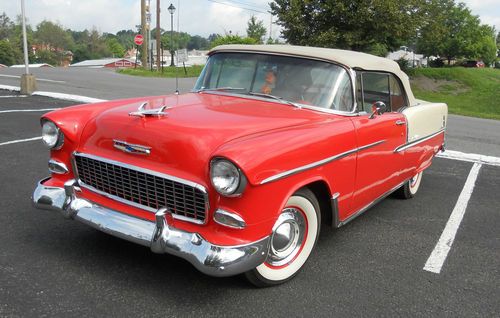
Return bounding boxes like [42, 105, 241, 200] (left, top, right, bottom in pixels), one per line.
[0, 39, 19, 65]
[115, 29, 136, 50]
[0, 12, 14, 39]
[34, 49, 58, 65]
[210, 34, 257, 48]
[35, 20, 74, 50]
[270, 0, 424, 52]
[106, 38, 125, 57]
[417, 1, 497, 65]
[246, 15, 266, 43]
[188, 35, 209, 50]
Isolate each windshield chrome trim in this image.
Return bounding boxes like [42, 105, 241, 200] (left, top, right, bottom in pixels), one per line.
[260, 140, 385, 185]
[196, 50, 359, 116]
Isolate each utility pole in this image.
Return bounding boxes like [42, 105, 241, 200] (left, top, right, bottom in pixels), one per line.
[156, 0, 161, 71]
[140, 0, 148, 68]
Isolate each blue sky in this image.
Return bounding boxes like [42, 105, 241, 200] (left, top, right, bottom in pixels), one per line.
[1, 0, 499, 39]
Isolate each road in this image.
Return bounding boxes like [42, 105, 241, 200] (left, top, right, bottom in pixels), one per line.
[0, 70, 499, 317]
[2, 67, 498, 157]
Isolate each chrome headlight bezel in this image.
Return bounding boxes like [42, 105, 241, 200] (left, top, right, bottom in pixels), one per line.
[41, 119, 64, 150]
[210, 158, 247, 197]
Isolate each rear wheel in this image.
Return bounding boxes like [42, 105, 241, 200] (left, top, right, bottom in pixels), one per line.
[245, 188, 320, 287]
[396, 171, 423, 199]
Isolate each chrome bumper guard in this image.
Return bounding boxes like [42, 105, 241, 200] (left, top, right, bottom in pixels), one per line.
[32, 178, 270, 277]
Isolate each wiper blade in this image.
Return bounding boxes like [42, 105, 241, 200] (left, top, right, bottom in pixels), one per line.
[248, 91, 301, 108]
[196, 87, 247, 92]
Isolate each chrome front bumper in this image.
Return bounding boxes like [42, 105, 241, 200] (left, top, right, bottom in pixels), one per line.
[32, 178, 270, 277]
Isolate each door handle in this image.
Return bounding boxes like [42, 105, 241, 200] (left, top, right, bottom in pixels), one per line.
[395, 120, 406, 126]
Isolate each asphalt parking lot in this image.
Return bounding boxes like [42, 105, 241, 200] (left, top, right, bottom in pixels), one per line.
[0, 90, 499, 317]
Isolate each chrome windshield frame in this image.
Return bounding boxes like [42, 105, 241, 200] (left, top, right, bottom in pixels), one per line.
[193, 51, 361, 117]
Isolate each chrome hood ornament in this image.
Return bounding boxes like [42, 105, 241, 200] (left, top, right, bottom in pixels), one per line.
[129, 102, 171, 117]
[113, 140, 151, 155]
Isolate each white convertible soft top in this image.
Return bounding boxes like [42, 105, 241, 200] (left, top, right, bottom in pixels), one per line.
[210, 44, 417, 106]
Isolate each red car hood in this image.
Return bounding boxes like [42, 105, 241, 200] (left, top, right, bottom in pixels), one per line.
[77, 93, 328, 185]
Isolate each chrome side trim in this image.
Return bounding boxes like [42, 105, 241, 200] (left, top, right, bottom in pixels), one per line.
[48, 159, 69, 174]
[337, 180, 406, 227]
[72, 152, 209, 225]
[394, 129, 445, 153]
[260, 140, 385, 185]
[32, 179, 270, 277]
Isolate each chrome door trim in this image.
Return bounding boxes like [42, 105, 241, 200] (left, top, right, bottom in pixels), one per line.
[260, 140, 385, 185]
[394, 129, 445, 153]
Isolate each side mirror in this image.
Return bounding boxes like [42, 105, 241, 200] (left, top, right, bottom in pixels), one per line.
[369, 101, 387, 119]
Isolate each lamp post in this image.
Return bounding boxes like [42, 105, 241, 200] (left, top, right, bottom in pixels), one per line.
[20, 0, 36, 95]
[168, 3, 175, 67]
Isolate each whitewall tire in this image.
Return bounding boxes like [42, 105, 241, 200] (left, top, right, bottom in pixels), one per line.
[397, 171, 423, 199]
[245, 188, 320, 287]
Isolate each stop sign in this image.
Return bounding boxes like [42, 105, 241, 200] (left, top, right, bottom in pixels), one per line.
[134, 34, 144, 46]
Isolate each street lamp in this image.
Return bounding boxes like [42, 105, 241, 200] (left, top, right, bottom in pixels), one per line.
[20, 0, 37, 95]
[168, 3, 176, 67]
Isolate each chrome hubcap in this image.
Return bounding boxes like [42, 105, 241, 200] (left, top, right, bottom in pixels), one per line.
[410, 173, 420, 187]
[267, 208, 306, 267]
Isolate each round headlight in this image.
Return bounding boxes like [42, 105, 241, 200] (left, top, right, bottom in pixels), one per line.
[210, 159, 246, 196]
[41, 120, 63, 149]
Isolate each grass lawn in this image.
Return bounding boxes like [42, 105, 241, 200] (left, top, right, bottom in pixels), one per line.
[408, 68, 500, 120]
[118, 65, 203, 78]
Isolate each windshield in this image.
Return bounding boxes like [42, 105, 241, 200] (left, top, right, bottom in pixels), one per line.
[194, 52, 354, 111]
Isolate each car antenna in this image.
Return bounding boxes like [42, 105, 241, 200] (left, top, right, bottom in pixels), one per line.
[175, 55, 179, 94]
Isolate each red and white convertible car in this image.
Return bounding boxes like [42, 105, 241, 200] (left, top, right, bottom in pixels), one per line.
[33, 45, 447, 286]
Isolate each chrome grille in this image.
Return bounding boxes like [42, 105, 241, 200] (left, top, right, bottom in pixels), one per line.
[74, 153, 207, 223]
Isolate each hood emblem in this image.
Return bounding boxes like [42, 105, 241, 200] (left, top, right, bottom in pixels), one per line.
[113, 140, 151, 155]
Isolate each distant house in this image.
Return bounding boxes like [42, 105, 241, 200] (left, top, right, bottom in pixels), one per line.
[10, 63, 54, 68]
[31, 44, 73, 67]
[70, 58, 139, 68]
[387, 46, 427, 67]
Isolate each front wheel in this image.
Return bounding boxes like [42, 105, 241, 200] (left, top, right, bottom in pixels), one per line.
[396, 171, 423, 199]
[245, 188, 320, 287]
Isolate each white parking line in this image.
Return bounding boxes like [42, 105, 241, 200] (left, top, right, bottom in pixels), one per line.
[437, 149, 500, 167]
[0, 136, 42, 147]
[0, 85, 107, 104]
[0, 74, 65, 83]
[0, 108, 60, 114]
[423, 162, 482, 274]
[0, 95, 27, 98]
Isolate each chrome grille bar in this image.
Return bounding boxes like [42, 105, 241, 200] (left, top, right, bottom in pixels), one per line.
[73, 152, 208, 224]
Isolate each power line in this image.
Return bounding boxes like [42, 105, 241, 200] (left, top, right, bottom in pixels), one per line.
[207, 0, 268, 14]
[224, 0, 269, 12]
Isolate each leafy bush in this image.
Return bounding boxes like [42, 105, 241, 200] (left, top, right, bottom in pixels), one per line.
[210, 35, 257, 48]
[428, 58, 445, 68]
[396, 58, 411, 72]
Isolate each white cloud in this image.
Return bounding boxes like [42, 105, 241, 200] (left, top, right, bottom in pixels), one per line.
[1, 0, 276, 37]
[3, 0, 494, 40]
[461, 0, 500, 31]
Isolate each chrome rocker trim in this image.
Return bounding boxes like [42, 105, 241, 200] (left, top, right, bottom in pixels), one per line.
[32, 178, 270, 277]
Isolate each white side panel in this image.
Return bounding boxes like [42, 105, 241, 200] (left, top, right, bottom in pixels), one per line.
[402, 102, 448, 141]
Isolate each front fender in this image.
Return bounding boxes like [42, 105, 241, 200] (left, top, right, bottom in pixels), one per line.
[213, 117, 357, 186]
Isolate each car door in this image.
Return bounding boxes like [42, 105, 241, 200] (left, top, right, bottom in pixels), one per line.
[348, 72, 407, 214]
